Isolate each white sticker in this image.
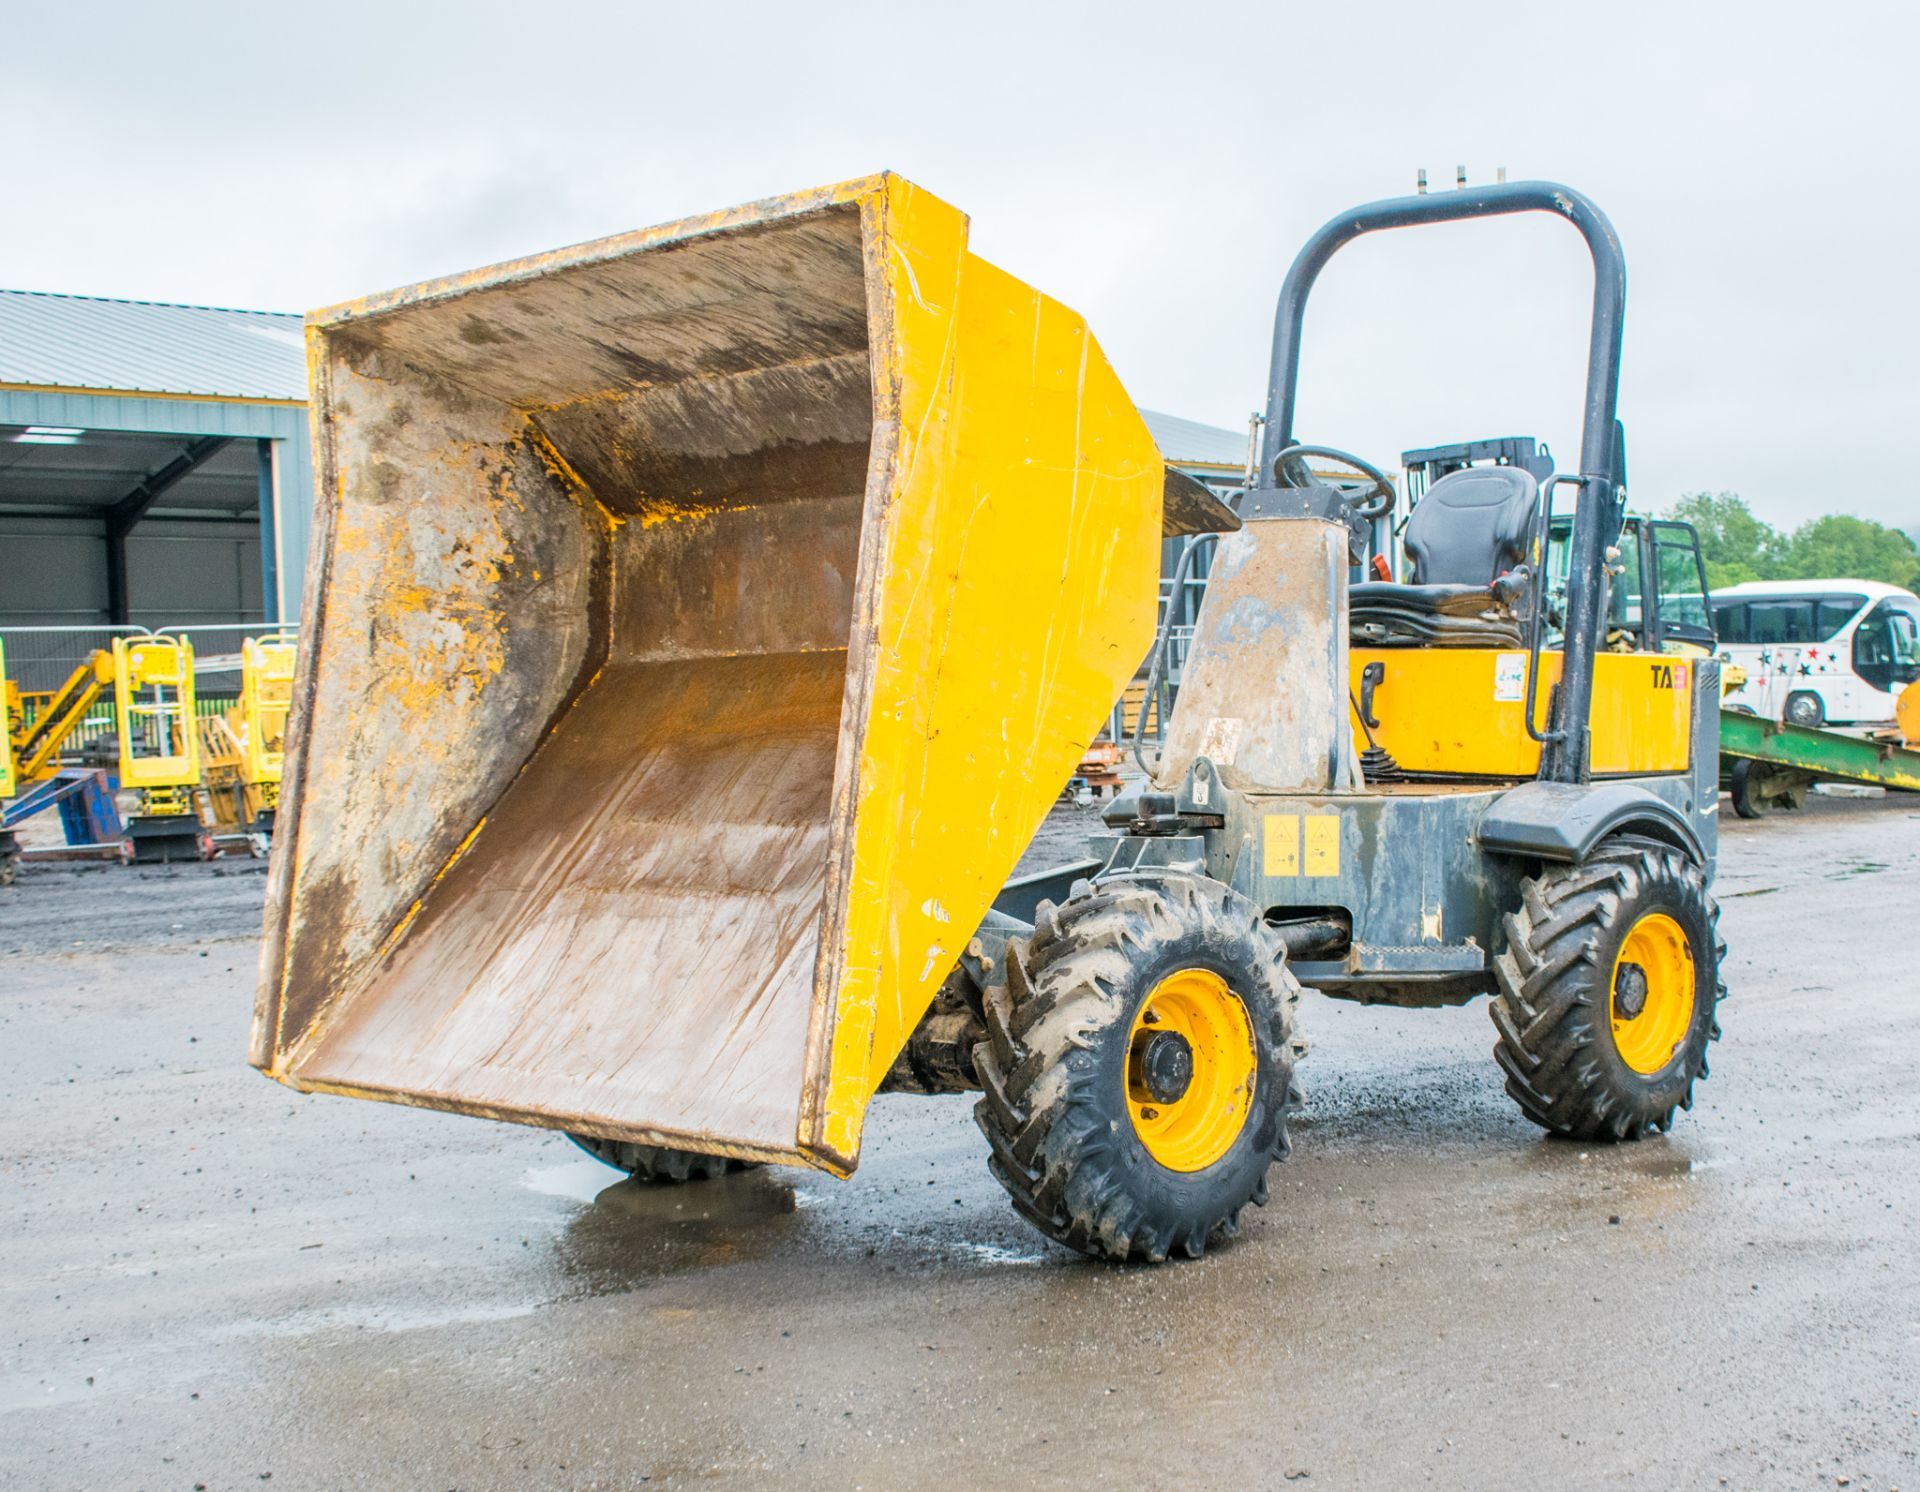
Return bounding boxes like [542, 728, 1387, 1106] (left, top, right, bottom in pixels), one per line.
[1192, 773, 1211, 807]
[1198, 717, 1243, 766]
[1493, 653, 1527, 703]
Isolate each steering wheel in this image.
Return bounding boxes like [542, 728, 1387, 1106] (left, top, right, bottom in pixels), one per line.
[1271, 443, 1396, 521]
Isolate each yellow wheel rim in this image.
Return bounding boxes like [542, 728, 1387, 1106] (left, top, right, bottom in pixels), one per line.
[1609, 912, 1696, 1075]
[1124, 969, 1257, 1172]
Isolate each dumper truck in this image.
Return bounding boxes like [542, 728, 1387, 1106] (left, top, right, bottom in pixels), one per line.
[253, 175, 1726, 1262]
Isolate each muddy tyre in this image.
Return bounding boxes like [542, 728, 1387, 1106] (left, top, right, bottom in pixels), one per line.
[973, 871, 1301, 1263]
[1491, 835, 1724, 1141]
[1727, 758, 1769, 819]
[568, 1134, 757, 1184]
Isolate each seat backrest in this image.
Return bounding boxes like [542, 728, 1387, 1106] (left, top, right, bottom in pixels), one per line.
[1403, 465, 1539, 585]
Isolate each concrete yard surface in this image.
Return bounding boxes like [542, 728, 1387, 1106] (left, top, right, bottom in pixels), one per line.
[2, 794, 1918, 1490]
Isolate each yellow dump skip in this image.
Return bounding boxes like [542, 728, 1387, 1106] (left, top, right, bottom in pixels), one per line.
[253, 175, 1165, 1174]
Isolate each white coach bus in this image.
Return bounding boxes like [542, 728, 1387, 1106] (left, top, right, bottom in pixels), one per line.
[1713, 578, 1920, 726]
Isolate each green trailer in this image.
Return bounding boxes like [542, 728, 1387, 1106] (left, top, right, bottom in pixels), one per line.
[1720, 708, 1920, 817]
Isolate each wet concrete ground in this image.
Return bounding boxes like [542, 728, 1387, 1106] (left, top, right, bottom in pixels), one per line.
[3, 793, 1918, 1490]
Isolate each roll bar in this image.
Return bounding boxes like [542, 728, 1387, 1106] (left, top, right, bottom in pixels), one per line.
[1259, 180, 1628, 785]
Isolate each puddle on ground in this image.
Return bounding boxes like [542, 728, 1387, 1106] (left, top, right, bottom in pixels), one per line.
[219, 1299, 541, 1342]
[522, 1157, 620, 1204]
[1614, 1146, 1706, 1179]
[1507, 1134, 1710, 1184]
[956, 1240, 1050, 1267]
[550, 1168, 805, 1296]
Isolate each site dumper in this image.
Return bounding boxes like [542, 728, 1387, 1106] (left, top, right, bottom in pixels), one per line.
[256, 175, 1728, 1262]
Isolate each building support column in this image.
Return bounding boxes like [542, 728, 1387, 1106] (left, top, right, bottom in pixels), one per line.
[104, 526, 131, 625]
[257, 438, 278, 623]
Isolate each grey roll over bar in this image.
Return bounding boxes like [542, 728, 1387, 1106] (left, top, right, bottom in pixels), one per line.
[1258, 180, 1628, 785]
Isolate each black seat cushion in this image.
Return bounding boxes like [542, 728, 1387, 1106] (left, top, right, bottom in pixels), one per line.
[1403, 465, 1538, 585]
[1348, 581, 1524, 648]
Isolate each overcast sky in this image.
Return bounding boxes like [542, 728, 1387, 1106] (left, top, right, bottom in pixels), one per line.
[6, 1, 1914, 531]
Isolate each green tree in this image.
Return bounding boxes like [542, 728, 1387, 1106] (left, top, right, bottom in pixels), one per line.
[1778, 514, 1920, 590]
[1664, 492, 1783, 589]
[1662, 492, 1920, 592]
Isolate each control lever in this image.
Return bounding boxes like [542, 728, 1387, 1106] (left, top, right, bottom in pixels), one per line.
[1359, 661, 1385, 730]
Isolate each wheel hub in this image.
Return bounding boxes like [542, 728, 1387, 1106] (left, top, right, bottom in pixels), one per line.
[1613, 962, 1650, 1021]
[1608, 911, 1697, 1074]
[1123, 970, 1258, 1172]
[1138, 1031, 1195, 1104]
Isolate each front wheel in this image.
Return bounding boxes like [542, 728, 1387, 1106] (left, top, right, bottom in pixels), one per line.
[568, 1134, 758, 1184]
[1491, 836, 1724, 1141]
[973, 872, 1301, 1263]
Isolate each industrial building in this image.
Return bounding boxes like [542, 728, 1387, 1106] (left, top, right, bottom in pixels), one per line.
[0, 292, 311, 640]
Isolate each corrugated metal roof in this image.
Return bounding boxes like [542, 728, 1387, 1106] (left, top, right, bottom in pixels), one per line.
[1139, 408, 1249, 470]
[0, 289, 306, 401]
[0, 288, 1251, 467]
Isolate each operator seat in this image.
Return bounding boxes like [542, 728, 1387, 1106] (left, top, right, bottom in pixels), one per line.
[1349, 465, 1539, 647]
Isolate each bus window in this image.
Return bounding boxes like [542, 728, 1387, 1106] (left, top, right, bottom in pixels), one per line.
[1815, 595, 1867, 639]
[1713, 593, 1864, 647]
[1746, 601, 1816, 644]
[1852, 599, 1920, 695]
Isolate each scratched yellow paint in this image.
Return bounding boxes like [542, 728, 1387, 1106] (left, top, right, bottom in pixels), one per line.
[811, 176, 1165, 1166]
[112, 636, 202, 790]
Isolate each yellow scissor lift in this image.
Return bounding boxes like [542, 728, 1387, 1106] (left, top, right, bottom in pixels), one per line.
[200, 631, 296, 854]
[112, 636, 212, 863]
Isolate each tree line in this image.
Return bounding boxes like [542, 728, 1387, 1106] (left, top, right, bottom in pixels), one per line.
[1662, 493, 1920, 593]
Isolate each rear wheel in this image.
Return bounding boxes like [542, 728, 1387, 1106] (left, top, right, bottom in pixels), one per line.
[1491, 836, 1723, 1140]
[973, 871, 1301, 1263]
[568, 1134, 758, 1184]
[1729, 758, 1811, 818]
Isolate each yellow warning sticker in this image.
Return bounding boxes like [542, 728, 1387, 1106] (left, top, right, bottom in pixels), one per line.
[1304, 814, 1340, 876]
[1264, 814, 1300, 877]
